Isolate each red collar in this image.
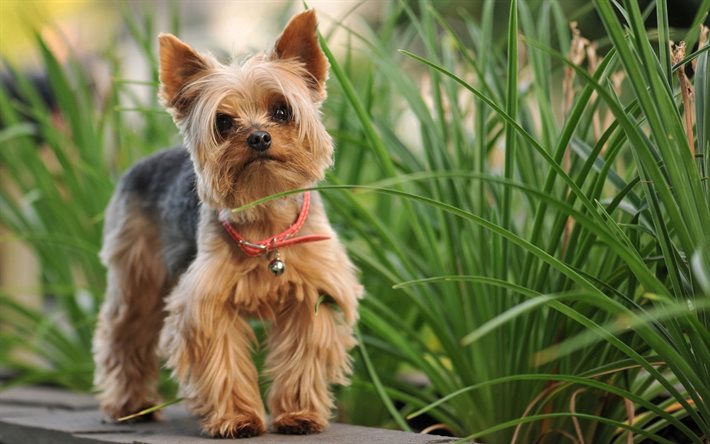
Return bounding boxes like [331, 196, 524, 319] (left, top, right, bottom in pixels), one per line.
[219, 192, 330, 257]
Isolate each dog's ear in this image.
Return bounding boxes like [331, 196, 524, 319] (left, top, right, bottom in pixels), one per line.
[158, 33, 211, 112]
[273, 10, 328, 95]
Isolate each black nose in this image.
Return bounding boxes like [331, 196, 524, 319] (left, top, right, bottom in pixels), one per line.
[247, 131, 272, 152]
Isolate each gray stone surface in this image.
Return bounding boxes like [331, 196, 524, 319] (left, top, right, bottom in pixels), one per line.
[0, 387, 99, 410]
[0, 405, 53, 419]
[0, 388, 458, 444]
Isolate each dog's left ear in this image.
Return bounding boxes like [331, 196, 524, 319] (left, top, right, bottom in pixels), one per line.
[273, 9, 328, 95]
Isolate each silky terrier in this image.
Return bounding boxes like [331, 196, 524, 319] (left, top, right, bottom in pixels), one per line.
[92, 10, 362, 438]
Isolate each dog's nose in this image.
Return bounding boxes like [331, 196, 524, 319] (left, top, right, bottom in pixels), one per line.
[247, 131, 272, 152]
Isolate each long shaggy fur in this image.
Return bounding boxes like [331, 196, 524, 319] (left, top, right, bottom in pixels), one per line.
[92, 10, 362, 438]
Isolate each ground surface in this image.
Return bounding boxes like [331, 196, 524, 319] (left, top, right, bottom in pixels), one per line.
[0, 387, 458, 444]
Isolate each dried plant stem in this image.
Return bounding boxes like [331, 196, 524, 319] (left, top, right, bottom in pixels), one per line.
[672, 42, 696, 158]
[623, 398, 635, 444]
[562, 22, 590, 256]
[569, 388, 587, 444]
[117, 398, 183, 422]
[692, 25, 709, 71]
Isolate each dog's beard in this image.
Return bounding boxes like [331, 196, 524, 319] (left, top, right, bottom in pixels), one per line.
[196, 151, 315, 210]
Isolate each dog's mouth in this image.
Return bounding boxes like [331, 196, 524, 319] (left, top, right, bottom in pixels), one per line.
[243, 154, 279, 169]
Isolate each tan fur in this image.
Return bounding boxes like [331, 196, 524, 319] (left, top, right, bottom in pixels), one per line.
[159, 200, 360, 437]
[93, 10, 361, 438]
[93, 198, 168, 420]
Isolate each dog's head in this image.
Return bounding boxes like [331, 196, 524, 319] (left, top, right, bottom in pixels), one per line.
[158, 10, 332, 209]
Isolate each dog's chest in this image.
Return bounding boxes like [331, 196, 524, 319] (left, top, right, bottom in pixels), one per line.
[227, 248, 323, 316]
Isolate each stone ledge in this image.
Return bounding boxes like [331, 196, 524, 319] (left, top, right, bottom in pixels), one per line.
[0, 387, 99, 410]
[0, 387, 458, 444]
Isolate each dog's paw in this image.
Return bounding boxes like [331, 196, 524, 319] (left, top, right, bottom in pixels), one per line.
[272, 411, 327, 435]
[203, 414, 266, 439]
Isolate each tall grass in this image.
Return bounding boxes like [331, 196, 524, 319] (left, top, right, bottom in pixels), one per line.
[319, 0, 710, 441]
[1, 1, 709, 442]
[0, 6, 178, 388]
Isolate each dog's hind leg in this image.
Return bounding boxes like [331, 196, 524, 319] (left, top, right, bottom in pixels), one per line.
[92, 195, 167, 422]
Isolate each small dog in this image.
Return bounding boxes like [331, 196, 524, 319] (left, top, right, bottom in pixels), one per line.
[92, 10, 362, 438]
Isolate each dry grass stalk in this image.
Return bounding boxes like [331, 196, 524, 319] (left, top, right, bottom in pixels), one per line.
[563, 22, 589, 117]
[692, 25, 709, 71]
[511, 381, 562, 444]
[562, 22, 590, 256]
[623, 398, 635, 444]
[586, 42, 602, 141]
[569, 388, 587, 444]
[672, 41, 696, 158]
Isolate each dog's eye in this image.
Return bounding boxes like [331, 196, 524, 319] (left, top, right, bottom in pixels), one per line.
[215, 113, 234, 137]
[272, 105, 291, 123]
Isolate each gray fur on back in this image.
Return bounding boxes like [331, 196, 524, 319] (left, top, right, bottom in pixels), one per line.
[113, 146, 200, 277]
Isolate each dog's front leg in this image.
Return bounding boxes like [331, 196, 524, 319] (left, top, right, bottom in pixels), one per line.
[266, 293, 357, 434]
[160, 256, 265, 438]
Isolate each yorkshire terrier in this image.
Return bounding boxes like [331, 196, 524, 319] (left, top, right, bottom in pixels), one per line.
[92, 10, 362, 438]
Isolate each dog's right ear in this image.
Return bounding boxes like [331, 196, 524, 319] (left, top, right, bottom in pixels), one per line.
[158, 33, 211, 112]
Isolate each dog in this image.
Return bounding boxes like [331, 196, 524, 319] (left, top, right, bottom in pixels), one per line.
[92, 10, 362, 438]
